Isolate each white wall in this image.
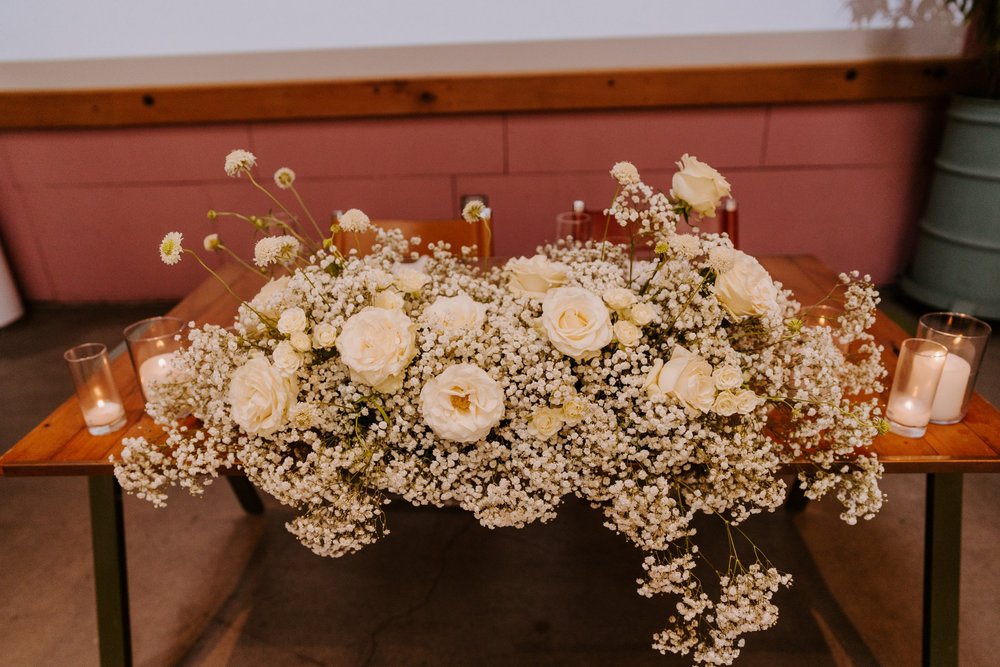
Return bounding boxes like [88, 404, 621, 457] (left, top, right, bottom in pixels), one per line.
[0, 1, 966, 89]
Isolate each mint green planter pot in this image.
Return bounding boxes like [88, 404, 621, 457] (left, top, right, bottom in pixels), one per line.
[901, 96, 1000, 318]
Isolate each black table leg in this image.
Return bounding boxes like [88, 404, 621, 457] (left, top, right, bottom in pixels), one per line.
[226, 475, 265, 514]
[923, 472, 963, 667]
[88, 475, 132, 667]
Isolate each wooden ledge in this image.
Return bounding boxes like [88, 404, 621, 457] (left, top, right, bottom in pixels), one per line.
[0, 57, 982, 129]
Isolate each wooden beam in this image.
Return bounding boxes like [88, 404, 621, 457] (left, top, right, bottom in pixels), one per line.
[0, 57, 982, 129]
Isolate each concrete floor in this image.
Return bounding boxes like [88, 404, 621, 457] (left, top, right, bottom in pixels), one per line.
[1, 292, 999, 667]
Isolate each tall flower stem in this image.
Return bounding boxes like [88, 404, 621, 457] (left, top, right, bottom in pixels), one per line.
[219, 243, 267, 280]
[183, 249, 277, 331]
[288, 184, 325, 240]
[243, 169, 312, 244]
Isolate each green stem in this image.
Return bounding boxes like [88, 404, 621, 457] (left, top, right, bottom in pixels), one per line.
[288, 184, 325, 240]
[243, 170, 310, 244]
[219, 243, 267, 280]
[183, 249, 277, 331]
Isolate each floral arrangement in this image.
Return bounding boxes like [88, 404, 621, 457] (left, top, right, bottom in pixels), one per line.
[115, 149, 888, 665]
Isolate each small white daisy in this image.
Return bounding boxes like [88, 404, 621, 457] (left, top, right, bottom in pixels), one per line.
[338, 208, 371, 233]
[203, 233, 221, 252]
[273, 167, 296, 189]
[224, 149, 256, 177]
[159, 232, 183, 265]
[253, 235, 300, 267]
[461, 200, 488, 223]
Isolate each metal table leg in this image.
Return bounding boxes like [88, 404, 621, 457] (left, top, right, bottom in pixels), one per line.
[88, 476, 132, 667]
[923, 472, 963, 667]
[226, 475, 265, 514]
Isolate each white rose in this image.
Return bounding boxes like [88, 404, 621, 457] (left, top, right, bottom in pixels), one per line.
[506, 255, 569, 299]
[712, 364, 744, 391]
[670, 153, 731, 217]
[560, 396, 590, 425]
[248, 276, 291, 320]
[228, 355, 298, 436]
[735, 389, 762, 415]
[312, 322, 338, 348]
[272, 340, 302, 375]
[277, 307, 307, 334]
[712, 390, 739, 417]
[424, 293, 486, 333]
[715, 251, 779, 319]
[629, 302, 657, 326]
[394, 267, 431, 294]
[289, 331, 312, 352]
[336, 307, 417, 394]
[420, 363, 504, 443]
[373, 288, 405, 311]
[527, 407, 564, 440]
[613, 319, 642, 347]
[602, 287, 637, 311]
[642, 345, 716, 413]
[540, 286, 613, 360]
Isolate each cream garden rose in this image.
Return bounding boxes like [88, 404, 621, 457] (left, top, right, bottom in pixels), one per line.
[277, 307, 308, 334]
[336, 307, 417, 393]
[527, 407, 564, 440]
[712, 364, 744, 391]
[602, 287, 637, 311]
[311, 322, 338, 348]
[419, 363, 505, 443]
[289, 331, 312, 353]
[670, 153, 731, 218]
[643, 345, 716, 413]
[613, 319, 642, 347]
[272, 340, 302, 375]
[423, 293, 486, 333]
[394, 267, 430, 294]
[249, 276, 291, 321]
[373, 289, 404, 311]
[540, 286, 613, 360]
[228, 355, 298, 437]
[506, 255, 569, 299]
[629, 302, 657, 326]
[715, 251, 780, 319]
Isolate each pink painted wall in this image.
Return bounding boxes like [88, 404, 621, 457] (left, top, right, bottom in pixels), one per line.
[0, 101, 943, 302]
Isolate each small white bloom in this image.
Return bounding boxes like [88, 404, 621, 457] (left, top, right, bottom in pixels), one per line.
[527, 407, 564, 440]
[613, 319, 642, 347]
[311, 322, 337, 348]
[610, 161, 641, 185]
[272, 340, 302, 374]
[712, 364, 744, 391]
[643, 345, 716, 413]
[228, 355, 297, 436]
[735, 389, 762, 414]
[461, 199, 488, 223]
[712, 390, 739, 417]
[203, 233, 221, 252]
[289, 331, 312, 352]
[629, 302, 657, 327]
[420, 363, 504, 443]
[159, 232, 183, 266]
[273, 167, 295, 189]
[424, 293, 487, 333]
[337, 307, 417, 394]
[277, 307, 308, 334]
[224, 149, 256, 177]
[394, 267, 431, 294]
[506, 255, 570, 299]
[668, 233, 701, 259]
[602, 287, 638, 311]
[540, 286, 613, 360]
[670, 153, 731, 217]
[373, 289, 405, 310]
[708, 246, 736, 273]
[560, 396, 590, 425]
[254, 235, 301, 267]
[338, 208, 371, 233]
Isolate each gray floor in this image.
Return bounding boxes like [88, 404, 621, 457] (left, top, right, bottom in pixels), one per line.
[1, 292, 999, 667]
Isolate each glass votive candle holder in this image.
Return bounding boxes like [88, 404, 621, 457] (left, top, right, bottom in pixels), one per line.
[916, 312, 992, 424]
[64, 343, 127, 435]
[886, 338, 949, 438]
[555, 209, 592, 241]
[800, 304, 849, 353]
[124, 316, 186, 405]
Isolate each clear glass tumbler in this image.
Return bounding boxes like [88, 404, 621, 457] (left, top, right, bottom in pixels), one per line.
[124, 316, 186, 405]
[916, 312, 992, 424]
[64, 343, 127, 435]
[886, 338, 948, 438]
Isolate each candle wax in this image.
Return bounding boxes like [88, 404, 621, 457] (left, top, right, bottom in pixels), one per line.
[84, 399, 125, 427]
[139, 352, 175, 395]
[930, 353, 972, 423]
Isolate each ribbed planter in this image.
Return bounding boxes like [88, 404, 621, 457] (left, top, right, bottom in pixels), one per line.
[901, 95, 1000, 318]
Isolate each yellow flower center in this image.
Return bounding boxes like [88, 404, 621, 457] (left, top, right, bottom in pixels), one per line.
[450, 390, 471, 412]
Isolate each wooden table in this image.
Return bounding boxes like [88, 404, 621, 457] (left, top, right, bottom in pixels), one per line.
[2, 256, 998, 667]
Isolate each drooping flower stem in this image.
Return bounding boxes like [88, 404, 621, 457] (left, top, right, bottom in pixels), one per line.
[182, 249, 277, 331]
[243, 169, 312, 244]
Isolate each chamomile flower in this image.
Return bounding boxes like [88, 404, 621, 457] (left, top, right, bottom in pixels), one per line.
[273, 167, 296, 189]
[159, 232, 184, 265]
[224, 149, 256, 177]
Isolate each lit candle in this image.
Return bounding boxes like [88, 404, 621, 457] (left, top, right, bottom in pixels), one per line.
[930, 353, 972, 423]
[887, 395, 933, 429]
[84, 398, 125, 429]
[139, 352, 175, 396]
[886, 344, 946, 433]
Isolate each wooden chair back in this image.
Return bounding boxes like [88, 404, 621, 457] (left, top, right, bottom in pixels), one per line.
[334, 218, 492, 259]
